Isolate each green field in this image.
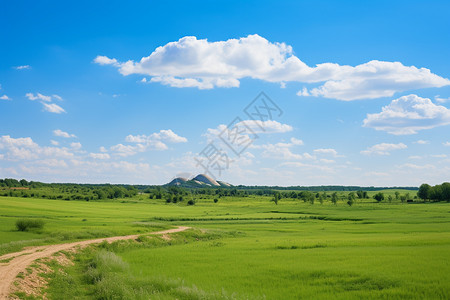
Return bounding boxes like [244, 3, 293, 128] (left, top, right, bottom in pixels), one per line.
[1, 191, 450, 299]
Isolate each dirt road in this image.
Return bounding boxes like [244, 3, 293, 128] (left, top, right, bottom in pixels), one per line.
[0, 226, 190, 299]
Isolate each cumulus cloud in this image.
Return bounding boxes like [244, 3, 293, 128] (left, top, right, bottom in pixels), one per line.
[94, 55, 119, 66]
[89, 153, 111, 160]
[0, 135, 74, 161]
[240, 120, 293, 134]
[53, 129, 76, 138]
[363, 94, 450, 135]
[313, 148, 340, 157]
[250, 137, 308, 161]
[70, 142, 82, 150]
[205, 120, 293, 143]
[444, 142, 450, 146]
[111, 129, 187, 157]
[361, 143, 407, 155]
[94, 34, 449, 100]
[0, 95, 11, 100]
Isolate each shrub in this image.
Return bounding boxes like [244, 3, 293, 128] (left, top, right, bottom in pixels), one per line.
[214, 198, 218, 203]
[16, 219, 45, 231]
[187, 199, 195, 206]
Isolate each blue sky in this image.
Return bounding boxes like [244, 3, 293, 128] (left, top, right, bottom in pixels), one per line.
[1, 0, 450, 186]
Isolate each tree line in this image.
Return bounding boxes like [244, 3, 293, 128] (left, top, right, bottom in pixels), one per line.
[418, 183, 450, 202]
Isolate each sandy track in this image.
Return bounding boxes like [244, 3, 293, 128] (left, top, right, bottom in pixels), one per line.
[0, 226, 190, 299]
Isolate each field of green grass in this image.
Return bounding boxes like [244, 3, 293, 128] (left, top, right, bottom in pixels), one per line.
[1, 191, 450, 299]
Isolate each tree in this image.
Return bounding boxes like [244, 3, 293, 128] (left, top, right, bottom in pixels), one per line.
[395, 191, 400, 201]
[271, 192, 281, 205]
[356, 190, 364, 199]
[418, 183, 431, 201]
[347, 192, 355, 206]
[373, 192, 384, 202]
[331, 192, 338, 205]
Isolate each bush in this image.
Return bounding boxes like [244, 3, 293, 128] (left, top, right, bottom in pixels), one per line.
[187, 200, 195, 206]
[214, 198, 218, 203]
[16, 219, 45, 231]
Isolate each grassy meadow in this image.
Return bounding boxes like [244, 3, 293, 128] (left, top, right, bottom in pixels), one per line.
[1, 190, 450, 299]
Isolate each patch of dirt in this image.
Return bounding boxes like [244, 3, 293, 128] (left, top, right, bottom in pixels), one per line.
[0, 226, 190, 299]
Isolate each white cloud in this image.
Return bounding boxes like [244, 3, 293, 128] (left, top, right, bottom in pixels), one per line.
[53, 129, 76, 138]
[41, 102, 66, 114]
[444, 142, 450, 147]
[95, 34, 449, 100]
[435, 95, 450, 103]
[0, 95, 11, 100]
[35, 159, 68, 168]
[14, 65, 31, 70]
[260, 143, 304, 160]
[50, 140, 59, 146]
[99, 146, 108, 153]
[93, 55, 119, 66]
[26, 92, 52, 102]
[363, 94, 450, 135]
[290, 137, 304, 145]
[414, 140, 429, 144]
[297, 87, 310, 97]
[205, 120, 293, 142]
[111, 129, 186, 157]
[52, 94, 63, 101]
[150, 129, 188, 143]
[430, 154, 447, 158]
[241, 120, 293, 134]
[397, 163, 436, 170]
[26, 93, 66, 113]
[313, 148, 340, 157]
[251, 137, 309, 161]
[319, 158, 335, 164]
[361, 143, 407, 155]
[89, 153, 111, 160]
[70, 142, 82, 150]
[110, 143, 142, 157]
[0, 135, 74, 161]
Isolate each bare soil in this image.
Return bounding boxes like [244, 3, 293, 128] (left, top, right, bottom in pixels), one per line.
[0, 226, 190, 299]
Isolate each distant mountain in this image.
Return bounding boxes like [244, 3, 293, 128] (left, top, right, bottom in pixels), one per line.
[166, 174, 232, 188]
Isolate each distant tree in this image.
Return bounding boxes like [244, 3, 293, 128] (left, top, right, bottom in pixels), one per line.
[373, 192, 384, 202]
[418, 183, 431, 201]
[388, 195, 393, 202]
[331, 192, 338, 205]
[347, 192, 355, 206]
[214, 198, 218, 203]
[394, 191, 400, 201]
[271, 192, 281, 205]
[442, 182, 450, 201]
[356, 190, 364, 199]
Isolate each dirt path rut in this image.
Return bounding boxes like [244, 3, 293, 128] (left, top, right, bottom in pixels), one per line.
[0, 226, 190, 299]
